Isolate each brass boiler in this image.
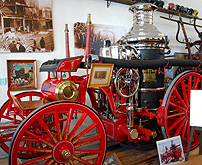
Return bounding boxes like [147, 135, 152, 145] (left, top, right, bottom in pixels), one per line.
[41, 79, 78, 101]
[40, 56, 83, 101]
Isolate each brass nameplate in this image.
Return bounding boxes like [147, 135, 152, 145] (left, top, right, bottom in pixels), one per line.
[142, 69, 157, 82]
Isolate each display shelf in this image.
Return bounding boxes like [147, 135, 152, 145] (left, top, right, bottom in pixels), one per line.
[104, 0, 201, 20]
[157, 7, 199, 20]
[104, 0, 136, 6]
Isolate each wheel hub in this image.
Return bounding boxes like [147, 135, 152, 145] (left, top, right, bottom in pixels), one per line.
[62, 149, 71, 159]
[52, 140, 74, 163]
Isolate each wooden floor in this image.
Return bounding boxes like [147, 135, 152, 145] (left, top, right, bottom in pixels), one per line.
[0, 141, 202, 165]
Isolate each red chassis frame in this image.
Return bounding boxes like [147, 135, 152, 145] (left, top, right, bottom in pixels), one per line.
[40, 56, 159, 143]
[1, 55, 201, 165]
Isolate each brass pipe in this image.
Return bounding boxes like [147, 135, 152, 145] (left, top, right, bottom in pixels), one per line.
[65, 24, 70, 58]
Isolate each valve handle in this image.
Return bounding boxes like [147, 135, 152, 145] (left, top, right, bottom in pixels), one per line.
[114, 68, 139, 98]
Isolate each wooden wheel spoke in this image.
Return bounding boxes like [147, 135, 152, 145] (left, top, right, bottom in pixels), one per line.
[54, 110, 62, 141]
[174, 88, 186, 108]
[68, 113, 87, 141]
[48, 118, 66, 128]
[19, 136, 42, 143]
[68, 160, 74, 165]
[72, 123, 97, 144]
[38, 117, 58, 144]
[20, 141, 26, 148]
[193, 77, 200, 90]
[43, 159, 55, 165]
[75, 149, 101, 154]
[181, 120, 188, 143]
[25, 130, 54, 148]
[168, 115, 185, 132]
[20, 154, 52, 165]
[75, 135, 101, 148]
[44, 113, 54, 119]
[186, 122, 191, 147]
[63, 108, 74, 140]
[72, 155, 93, 165]
[167, 111, 185, 119]
[187, 76, 192, 104]
[181, 80, 188, 106]
[18, 141, 26, 155]
[18, 147, 52, 153]
[174, 118, 186, 136]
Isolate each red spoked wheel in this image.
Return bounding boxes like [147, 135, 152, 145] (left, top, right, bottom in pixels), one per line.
[162, 71, 202, 151]
[9, 101, 106, 165]
[0, 91, 43, 157]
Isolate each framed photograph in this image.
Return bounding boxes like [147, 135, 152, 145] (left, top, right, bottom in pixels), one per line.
[0, 0, 54, 53]
[74, 22, 125, 56]
[7, 60, 37, 91]
[87, 63, 114, 88]
[156, 136, 185, 165]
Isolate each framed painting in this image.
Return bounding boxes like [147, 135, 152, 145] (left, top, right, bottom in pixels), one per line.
[87, 63, 114, 88]
[7, 60, 37, 91]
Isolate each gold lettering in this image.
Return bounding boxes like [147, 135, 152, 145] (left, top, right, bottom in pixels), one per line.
[142, 69, 157, 82]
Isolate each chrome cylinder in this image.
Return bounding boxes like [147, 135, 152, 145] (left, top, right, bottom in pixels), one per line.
[118, 2, 165, 48]
[126, 104, 134, 128]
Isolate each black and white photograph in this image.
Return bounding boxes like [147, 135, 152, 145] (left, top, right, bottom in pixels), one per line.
[74, 22, 125, 56]
[87, 63, 114, 88]
[0, 0, 53, 53]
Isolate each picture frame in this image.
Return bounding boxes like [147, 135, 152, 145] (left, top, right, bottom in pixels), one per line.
[87, 63, 114, 88]
[156, 136, 185, 165]
[7, 60, 37, 91]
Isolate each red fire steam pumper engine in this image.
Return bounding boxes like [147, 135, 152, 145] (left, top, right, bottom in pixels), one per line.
[1, 2, 202, 165]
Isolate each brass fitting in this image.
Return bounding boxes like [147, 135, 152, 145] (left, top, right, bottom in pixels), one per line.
[64, 24, 69, 33]
[62, 149, 71, 159]
[130, 129, 139, 140]
[86, 13, 92, 25]
[152, 131, 157, 138]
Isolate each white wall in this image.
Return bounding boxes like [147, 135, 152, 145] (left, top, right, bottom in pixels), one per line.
[0, 0, 201, 106]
